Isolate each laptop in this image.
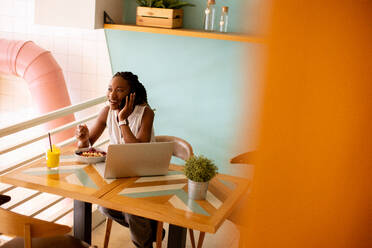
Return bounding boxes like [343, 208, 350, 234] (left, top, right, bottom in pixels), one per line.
[103, 142, 174, 179]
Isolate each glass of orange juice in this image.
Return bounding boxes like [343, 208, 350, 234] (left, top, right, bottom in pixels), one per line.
[46, 145, 60, 168]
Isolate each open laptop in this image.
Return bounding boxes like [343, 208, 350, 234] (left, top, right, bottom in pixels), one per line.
[103, 142, 174, 179]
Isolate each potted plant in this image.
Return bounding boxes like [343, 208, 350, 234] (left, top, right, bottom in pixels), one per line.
[184, 155, 218, 200]
[135, 0, 195, 28]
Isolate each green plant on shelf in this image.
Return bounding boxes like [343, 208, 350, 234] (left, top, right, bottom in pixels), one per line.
[183, 155, 218, 182]
[136, 0, 195, 9]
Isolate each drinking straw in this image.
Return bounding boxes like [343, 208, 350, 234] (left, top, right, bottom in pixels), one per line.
[48, 132, 53, 152]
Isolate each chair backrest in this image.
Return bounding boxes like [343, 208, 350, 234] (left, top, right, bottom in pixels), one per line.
[230, 151, 256, 164]
[0, 208, 71, 248]
[155, 135, 193, 161]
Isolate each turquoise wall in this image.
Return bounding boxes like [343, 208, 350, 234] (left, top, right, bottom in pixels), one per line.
[105, 0, 261, 175]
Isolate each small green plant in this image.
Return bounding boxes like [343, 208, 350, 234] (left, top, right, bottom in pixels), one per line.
[184, 155, 218, 182]
[136, 0, 195, 9]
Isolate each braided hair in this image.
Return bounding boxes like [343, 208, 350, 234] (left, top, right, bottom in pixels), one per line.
[113, 71, 148, 106]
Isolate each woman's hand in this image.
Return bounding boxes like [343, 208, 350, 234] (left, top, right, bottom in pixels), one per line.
[75, 124, 90, 147]
[118, 93, 136, 121]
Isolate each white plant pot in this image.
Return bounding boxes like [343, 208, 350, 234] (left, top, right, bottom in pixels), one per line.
[188, 179, 209, 200]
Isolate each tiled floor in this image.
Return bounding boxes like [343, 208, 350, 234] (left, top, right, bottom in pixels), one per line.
[92, 217, 240, 248]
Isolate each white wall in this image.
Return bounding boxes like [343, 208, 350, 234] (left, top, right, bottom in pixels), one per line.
[0, 0, 112, 169]
[0, 0, 112, 126]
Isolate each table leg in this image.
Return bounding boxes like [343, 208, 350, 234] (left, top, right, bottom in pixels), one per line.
[167, 224, 187, 248]
[73, 200, 92, 244]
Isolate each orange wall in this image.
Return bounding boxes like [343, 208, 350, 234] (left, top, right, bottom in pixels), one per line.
[243, 0, 372, 247]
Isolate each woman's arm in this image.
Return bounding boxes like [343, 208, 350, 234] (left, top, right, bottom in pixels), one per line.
[120, 106, 154, 143]
[88, 106, 110, 145]
[76, 106, 109, 148]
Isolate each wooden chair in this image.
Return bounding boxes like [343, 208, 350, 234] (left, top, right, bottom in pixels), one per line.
[229, 151, 255, 164]
[0, 194, 11, 237]
[103, 135, 194, 248]
[0, 207, 94, 248]
[228, 151, 255, 248]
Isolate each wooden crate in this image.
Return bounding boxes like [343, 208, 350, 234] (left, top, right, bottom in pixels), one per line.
[136, 7, 183, 29]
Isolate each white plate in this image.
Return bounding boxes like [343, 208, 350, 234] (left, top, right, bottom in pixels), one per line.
[74, 147, 106, 164]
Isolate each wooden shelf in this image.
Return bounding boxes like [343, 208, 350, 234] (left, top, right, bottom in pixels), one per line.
[104, 24, 264, 43]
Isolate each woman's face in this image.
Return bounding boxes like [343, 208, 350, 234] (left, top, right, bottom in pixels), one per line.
[107, 76, 131, 110]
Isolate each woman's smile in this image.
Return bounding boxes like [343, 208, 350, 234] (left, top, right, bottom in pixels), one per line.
[107, 76, 131, 110]
[108, 99, 121, 110]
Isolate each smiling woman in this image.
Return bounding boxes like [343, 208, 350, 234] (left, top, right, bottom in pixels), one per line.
[75, 71, 155, 147]
[74, 71, 158, 248]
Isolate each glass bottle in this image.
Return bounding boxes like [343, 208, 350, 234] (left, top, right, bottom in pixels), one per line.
[219, 6, 229, 32]
[203, 0, 216, 31]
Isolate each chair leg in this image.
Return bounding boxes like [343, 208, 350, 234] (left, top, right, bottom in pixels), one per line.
[197, 232, 205, 248]
[189, 229, 196, 248]
[238, 236, 246, 248]
[156, 221, 163, 248]
[24, 224, 32, 248]
[103, 218, 112, 248]
[237, 225, 248, 248]
[188, 229, 205, 248]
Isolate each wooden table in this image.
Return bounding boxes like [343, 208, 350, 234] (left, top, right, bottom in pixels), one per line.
[0, 147, 249, 248]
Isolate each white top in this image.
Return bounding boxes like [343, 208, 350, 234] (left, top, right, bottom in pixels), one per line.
[106, 105, 155, 144]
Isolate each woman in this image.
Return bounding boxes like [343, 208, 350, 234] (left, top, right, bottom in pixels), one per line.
[75, 71, 158, 248]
